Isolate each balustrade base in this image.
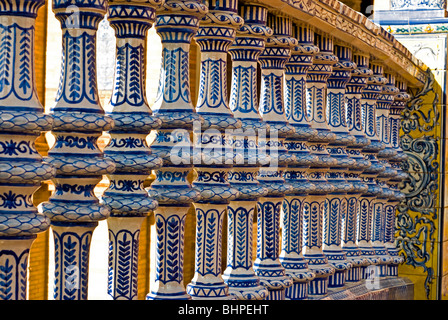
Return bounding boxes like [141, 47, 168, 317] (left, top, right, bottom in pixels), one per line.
[310, 277, 413, 300]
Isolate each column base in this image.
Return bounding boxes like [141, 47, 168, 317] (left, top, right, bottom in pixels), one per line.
[254, 259, 293, 299]
[186, 282, 234, 300]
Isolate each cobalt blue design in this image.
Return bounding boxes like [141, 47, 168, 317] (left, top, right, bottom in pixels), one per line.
[0, 0, 55, 300]
[102, 0, 163, 300]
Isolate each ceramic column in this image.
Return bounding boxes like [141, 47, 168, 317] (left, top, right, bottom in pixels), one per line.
[384, 78, 409, 277]
[186, 0, 242, 300]
[357, 60, 387, 280]
[371, 70, 399, 278]
[255, 13, 296, 300]
[281, 23, 318, 300]
[101, 0, 163, 300]
[146, 0, 207, 300]
[302, 32, 337, 297]
[342, 52, 371, 283]
[39, 0, 115, 300]
[222, 3, 271, 301]
[323, 44, 356, 288]
[0, 0, 55, 300]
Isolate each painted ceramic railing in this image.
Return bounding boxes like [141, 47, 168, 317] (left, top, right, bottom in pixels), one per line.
[0, 0, 424, 301]
[0, 0, 55, 300]
[323, 44, 356, 288]
[357, 60, 387, 280]
[187, 0, 242, 300]
[371, 70, 399, 278]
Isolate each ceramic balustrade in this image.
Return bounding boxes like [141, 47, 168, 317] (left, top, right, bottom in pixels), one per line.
[371, 70, 399, 278]
[255, 13, 296, 300]
[384, 78, 409, 277]
[186, 0, 243, 300]
[223, 3, 271, 301]
[281, 23, 318, 300]
[341, 52, 371, 282]
[39, 0, 116, 300]
[146, 0, 207, 300]
[323, 44, 356, 288]
[303, 32, 338, 296]
[101, 0, 164, 300]
[357, 60, 387, 280]
[0, 0, 55, 300]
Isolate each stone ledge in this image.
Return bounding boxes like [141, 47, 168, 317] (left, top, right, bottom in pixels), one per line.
[309, 277, 414, 300]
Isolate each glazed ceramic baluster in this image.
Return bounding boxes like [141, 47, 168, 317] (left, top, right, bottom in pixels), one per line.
[358, 60, 387, 280]
[342, 53, 371, 283]
[146, 0, 207, 300]
[186, 0, 242, 300]
[384, 78, 409, 277]
[40, 0, 115, 300]
[281, 23, 318, 300]
[371, 71, 399, 278]
[323, 44, 356, 288]
[0, 0, 55, 300]
[255, 13, 296, 300]
[302, 32, 337, 297]
[101, 0, 163, 300]
[222, 3, 271, 301]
